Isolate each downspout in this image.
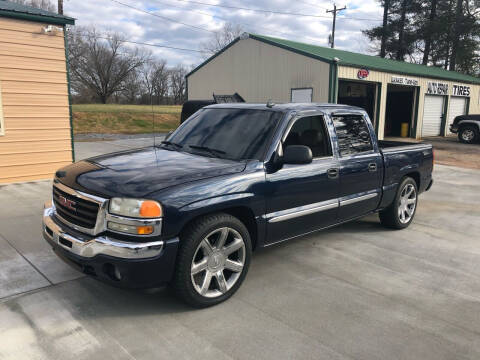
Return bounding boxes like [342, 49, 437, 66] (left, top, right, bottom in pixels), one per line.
[329, 58, 339, 103]
[64, 25, 75, 162]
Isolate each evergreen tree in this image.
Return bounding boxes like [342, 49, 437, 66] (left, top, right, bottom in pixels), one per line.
[364, 0, 480, 76]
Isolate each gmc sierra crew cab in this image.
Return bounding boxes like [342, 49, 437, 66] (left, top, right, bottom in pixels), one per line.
[43, 103, 434, 307]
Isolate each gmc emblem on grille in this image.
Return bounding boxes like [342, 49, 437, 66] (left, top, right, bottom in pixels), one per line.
[58, 195, 76, 211]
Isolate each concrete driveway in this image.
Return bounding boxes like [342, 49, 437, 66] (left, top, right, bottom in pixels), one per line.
[1, 138, 480, 360]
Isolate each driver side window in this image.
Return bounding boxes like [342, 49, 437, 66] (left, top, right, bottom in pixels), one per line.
[283, 115, 332, 158]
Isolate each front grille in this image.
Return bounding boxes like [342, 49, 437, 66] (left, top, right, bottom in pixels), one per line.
[53, 186, 100, 229]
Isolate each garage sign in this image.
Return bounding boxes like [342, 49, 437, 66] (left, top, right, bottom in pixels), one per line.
[357, 69, 369, 79]
[391, 76, 418, 86]
[427, 81, 449, 95]
[451, 84, 470, 97]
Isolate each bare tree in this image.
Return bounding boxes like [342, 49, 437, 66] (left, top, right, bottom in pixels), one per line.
[141, 59, 169, 104]
[68, 27, 150, 103]
[200, 22, 244, 58]
[121, 70, 142, 104]
[11, 0, 56, 11]
[169, 65, 188, 105]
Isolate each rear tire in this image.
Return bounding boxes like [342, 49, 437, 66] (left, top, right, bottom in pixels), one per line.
[458, 125, 479, 144]
[172, 213, 252, 308]
[379, 177, 418, 230]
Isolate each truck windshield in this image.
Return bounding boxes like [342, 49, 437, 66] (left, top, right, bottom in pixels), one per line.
[166, 108, 282, 160]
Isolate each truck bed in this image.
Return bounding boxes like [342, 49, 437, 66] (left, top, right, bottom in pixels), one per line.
[378, 140, 432, 153]
[377, 140, 433, 201]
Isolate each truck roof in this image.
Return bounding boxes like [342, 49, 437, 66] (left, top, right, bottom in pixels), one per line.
[203, 103, 365, 113]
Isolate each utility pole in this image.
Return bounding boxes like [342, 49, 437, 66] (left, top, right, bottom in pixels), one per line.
[58, 0, 63, 15]
[326, 4, 346, 48]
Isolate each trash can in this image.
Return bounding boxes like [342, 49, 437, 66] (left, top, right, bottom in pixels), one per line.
[401, 123, 409, 137]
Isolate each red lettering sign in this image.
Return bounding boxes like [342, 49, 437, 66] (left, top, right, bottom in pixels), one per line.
[357, 69, 369, 79]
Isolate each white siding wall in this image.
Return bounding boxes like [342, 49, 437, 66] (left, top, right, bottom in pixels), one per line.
[188, 38, 330, 103]
[338, 66, 480, 139]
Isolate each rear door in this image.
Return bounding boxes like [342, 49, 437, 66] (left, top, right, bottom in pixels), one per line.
[331, 113, 383, 221]
[265, 113, 340, 244]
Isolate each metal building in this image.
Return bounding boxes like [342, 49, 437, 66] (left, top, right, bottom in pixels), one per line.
[187, 33, 480, 140]
[0, 1, 75, 184]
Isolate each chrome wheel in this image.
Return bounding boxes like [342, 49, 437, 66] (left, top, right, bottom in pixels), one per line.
[398, 183, 417, 224]
[461, 129, 475, 142]
[191, 227, 246, 298]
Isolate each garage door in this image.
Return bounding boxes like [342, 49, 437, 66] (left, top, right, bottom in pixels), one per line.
[447, 97, 467, 134]
[422, 95, 444, 137]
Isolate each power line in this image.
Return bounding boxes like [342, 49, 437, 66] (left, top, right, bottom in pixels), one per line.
[76, 32, 203, 52]
[296, 0, 329, 10]
[108, 0, 215, 33]
[170, 0, 383, 21]
[171, 0, 333, 18]
[149, 0, 325, 44]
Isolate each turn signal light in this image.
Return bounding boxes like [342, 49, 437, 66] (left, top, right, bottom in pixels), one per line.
[140, 201, 162, 218]
[107, 222, 154, 235]
[136, 225, 154, 235]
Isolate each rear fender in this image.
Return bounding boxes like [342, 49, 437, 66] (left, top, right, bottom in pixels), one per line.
[458, 120, 480, 131]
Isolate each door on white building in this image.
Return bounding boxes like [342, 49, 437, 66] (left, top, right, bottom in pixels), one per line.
[422, 95, 445, 137]
[447, 97, 467, 134]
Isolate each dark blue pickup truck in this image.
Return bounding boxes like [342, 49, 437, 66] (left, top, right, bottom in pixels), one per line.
[43, 103, 433, 307]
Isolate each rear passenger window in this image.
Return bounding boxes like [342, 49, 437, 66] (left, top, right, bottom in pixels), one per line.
[283, 115, 332, 158]
[332, 115, 373, 156]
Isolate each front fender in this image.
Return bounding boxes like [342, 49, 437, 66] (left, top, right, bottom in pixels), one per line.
[180, 193, 255, 212]
[161, 192, 266, 243]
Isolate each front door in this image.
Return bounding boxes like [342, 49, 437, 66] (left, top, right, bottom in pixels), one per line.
[331, 113, 383, 221]
[265, 114, 340, 245]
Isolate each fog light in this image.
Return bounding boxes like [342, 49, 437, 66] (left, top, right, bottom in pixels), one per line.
[107, 222, 154, 235]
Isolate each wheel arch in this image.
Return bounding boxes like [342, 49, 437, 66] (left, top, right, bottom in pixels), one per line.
[404, 171, 420, 190]
[179, 206, 259, 251]
[458, 120, 480, 132]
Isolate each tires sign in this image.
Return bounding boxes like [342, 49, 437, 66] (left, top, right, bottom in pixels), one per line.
[357, 69, 369, 79]
[452, 84, 470, 97]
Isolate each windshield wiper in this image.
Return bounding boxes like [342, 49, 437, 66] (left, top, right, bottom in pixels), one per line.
[188, 145, 226, 158]
[160, 140, 183, 150]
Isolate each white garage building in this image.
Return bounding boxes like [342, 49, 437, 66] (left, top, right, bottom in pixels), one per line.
[187, 33, 480, 140]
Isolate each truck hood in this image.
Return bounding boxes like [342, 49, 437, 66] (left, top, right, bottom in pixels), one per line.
[55, 147, 246, 198]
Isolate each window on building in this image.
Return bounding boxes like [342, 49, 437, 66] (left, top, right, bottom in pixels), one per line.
[332, 115, 373, 156]
[291, 88, 313, 103]
[283, 115, 332, 158]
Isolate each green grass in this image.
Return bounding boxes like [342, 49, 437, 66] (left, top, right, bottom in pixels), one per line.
[73, 104, 181, 114]
[73, 104, 181, 134]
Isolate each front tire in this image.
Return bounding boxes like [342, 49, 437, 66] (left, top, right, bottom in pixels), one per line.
[172, 213, 252, 308]
[379, 177, 418, 229]
[458, 125, 479, 144]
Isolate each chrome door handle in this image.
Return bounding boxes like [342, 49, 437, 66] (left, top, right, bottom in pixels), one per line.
[368, 163, 377, 172]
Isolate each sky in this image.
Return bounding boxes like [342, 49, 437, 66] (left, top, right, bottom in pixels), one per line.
[63, 0, 384, 67]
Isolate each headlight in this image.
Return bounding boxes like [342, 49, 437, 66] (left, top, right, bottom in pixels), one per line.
[109, 198, 162, 218]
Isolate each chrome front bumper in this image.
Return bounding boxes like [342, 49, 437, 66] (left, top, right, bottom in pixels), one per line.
[43, 201, 164, 259]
